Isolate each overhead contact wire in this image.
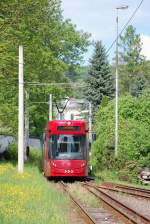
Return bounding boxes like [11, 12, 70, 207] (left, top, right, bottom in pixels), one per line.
[106, 0, 144, 55]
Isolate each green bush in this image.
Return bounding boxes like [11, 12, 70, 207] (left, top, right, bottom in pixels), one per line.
[5, 144, 18, 161]
[92, 90, 150, 181]
[28, 148, 42, 169]
[118, 160, 141, 183]
[6, 144, 42, 168]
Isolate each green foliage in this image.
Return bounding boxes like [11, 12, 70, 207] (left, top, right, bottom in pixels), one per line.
[65, 65, 89, 82]
[6, 144, 18, 161]
[28, 148, 42, 167]
[6, 143, 42, 168]
[64, 65, 89, 99]
[120, 25, 144, 66]
[0, 0, 90, 136]
[119, 25, 150, 96]
[117, 160, 141, 183]
[95, 170, 119, 183]
[76, 66, 89, 81]
[85, 41, 114, 111]
[92, 90, 150, 181]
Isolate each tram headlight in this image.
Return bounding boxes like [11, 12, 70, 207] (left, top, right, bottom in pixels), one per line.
[81, 162, 86, 167]
[52, 162, 56, 167]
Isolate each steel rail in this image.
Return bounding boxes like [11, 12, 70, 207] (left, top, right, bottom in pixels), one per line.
[83, 183, 150, 224]
[102, 182, 150, 194]
[98, 185, 150, 199]
[60, 181, 96, 224]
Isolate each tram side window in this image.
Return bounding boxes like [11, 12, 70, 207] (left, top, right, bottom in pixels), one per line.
[48, 139, 51, 159]
[48, 137, 54, 159]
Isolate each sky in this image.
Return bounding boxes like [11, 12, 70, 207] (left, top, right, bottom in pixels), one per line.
[61, 0, 150, 64]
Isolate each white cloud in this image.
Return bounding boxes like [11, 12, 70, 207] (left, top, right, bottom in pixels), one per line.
[141, 34, 150, 60]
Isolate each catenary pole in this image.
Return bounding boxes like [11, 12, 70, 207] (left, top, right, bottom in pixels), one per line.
[115, 10, 119, 157]
[18, 45, 24, 173]
[25, 91, 29, 160]
[89, 102, 92, 143]
[115, 5, 128, 157]
[49, 94, 52, 121]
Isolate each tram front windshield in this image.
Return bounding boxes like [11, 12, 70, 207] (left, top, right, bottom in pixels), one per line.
[49, 135, 86, 160]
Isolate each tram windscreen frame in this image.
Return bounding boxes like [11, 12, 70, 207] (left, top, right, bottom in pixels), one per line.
[48, 135, 86, 160]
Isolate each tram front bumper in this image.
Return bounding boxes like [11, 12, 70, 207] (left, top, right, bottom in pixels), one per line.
[50, 167, 87, 177]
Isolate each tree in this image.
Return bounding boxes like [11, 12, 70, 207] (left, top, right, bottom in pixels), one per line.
[119, 25, 147, 96]
[85, 41, 114, 110]
[92, 89, 150, 174]
[0, 0, 90, 136]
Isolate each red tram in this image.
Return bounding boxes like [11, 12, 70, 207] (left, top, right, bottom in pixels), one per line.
[43, 120, 89, 177]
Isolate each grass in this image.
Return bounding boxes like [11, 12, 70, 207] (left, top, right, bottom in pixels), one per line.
[95, 170, 119, 183]
[68, 182, 100, 207]
[95, 169, 150, 189]
[0, 162, 69, 224]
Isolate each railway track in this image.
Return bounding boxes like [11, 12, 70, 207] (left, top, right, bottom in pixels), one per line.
[60, 181, 97, 224]
[82, 182, 150, 224]
[60, 181, 124, 224]
[99, 182, 150, 199]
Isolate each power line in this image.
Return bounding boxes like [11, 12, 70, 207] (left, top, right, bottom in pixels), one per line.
[106, 0, 144, 55]
[0, 82, 87, 90]
[25, 82, 87, 87]
[29, 101, 48, 104]
[25, 82, 85, 85]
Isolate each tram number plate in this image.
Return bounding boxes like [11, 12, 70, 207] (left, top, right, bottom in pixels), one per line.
[64, 170, 73, 174]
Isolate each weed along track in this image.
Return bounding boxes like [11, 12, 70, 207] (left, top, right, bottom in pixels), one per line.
[83, 182, 150, 224]
[99, 182, 150, 199]
[59, 181, 124, 224]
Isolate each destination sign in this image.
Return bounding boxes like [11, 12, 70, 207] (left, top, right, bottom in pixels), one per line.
[57, 126, 80, 131]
